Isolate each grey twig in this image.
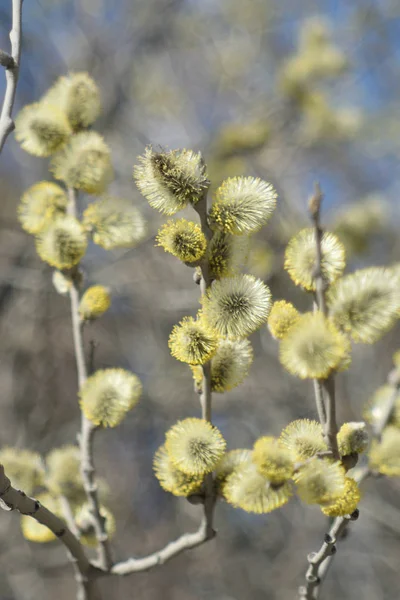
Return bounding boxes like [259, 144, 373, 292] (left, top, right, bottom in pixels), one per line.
[193, 183, 217, 539]
[299, 364, 400, 599]
[0, 465, 100, 591]
[373, 367, 400, 439]
[59, 496, 102, 600]
[309, 184, 339, 460]
[67, 188, 113, 574]
[110, 518, 210, 575]
[0, 0, 23, 154]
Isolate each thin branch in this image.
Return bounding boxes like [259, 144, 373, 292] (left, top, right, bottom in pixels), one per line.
[110, 519, 209, 575]
[193, 183, 217, 539]
[298, 512, 357, 600]
[309, 183, 327, 317]
[299, 364, 400, 599]
[0, 0, 23, 154]
[0, 466, 98, 583]
[111, 184, 216, 577]
[309, 184, 339, 460]
[373, 367, 400, 439]
[67, 188, 113, 573]
[312, 380, 327, 426]
[59, 496, 102, 600]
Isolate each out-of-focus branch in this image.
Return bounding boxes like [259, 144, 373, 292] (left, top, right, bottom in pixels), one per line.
[309, 184, 339, 460]
[67, 188, 113, 574]
[0, 0, 23, 154]
[59, 496, 102, 600]
[0, 465, 99, 591]
[299, 364, 400, 599]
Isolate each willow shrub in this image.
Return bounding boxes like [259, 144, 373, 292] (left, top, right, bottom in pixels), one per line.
[3, 72, 400, 600]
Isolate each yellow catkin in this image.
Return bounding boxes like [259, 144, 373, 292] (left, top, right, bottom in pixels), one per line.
[79, 286, 111, 321]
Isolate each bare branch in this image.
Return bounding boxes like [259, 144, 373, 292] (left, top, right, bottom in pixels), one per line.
[67, 188, 113, 573]
[299, 363, 400, 599]
[0, 465, 96, 582]
[0, 0, 23, 154]
[59, 496, 102, 600]
[373, 367, 400, 439]
[309, 184, 339, 460]
[111, 518, 210, 575]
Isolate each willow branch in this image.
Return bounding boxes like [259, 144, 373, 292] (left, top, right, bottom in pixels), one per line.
[309, 184, 339, 460]
[299, 365, 400, 599]
[0, 466, 97, 583]
[373, 367, 400, 439]
[0, 0, 23, 155]
[59, 496, 102, 600]
[193, 184, 217, 539]
[67, 188, 113, 572]
[110, 519, 209, 575]
[112, 187, 216, 577]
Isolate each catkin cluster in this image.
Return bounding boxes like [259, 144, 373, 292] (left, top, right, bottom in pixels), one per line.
[132, 144, 399, 517]
[8, 73, 147, 544]
[8, 74, 400, 553]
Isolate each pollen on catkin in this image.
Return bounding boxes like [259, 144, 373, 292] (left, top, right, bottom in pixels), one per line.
[50, 131, 113, 194]
[43, 72, 101, 131]
[327, 267, 400, 344]
[337, 422, 369, 456]
[35, 216, 88, 269]
[74, 503, 116, 547]
[252, 437, 294, 484]
[156, 219, 207, 263]
[207, 231, 249, 279]
[208, 176, 277, 235]
[190, 337, 253, 393]
[321, 477, 361, 517]
[79, 286, 111, 321]
[223, 461, 292, 514]
[0, 447, 44, 495]
[294, 458, 346, 505]
[20, 493, 60, 543]
[15, 102, 72, 156]
[364, 385, 400, 430]
[133, 146, 209, 215]
[284, 228, 346, 291]
[79, 368, 142, 428]
[215, 449, 253, 487]
[168, 316, 219, 365]
[153, 444, 203, 497]
[165, 418, 226, 476]
[280, 419, 327, 460]
[279, 312, 351, 379]
[369, 426, 400, 476]
[267, 300, 300, 340]
[83, 196, 147, 250]
[201, 274, 272, 338]
[18, 182, 68, 235]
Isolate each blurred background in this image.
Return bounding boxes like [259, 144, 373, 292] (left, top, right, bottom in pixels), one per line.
[1, 0, 400, 598]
